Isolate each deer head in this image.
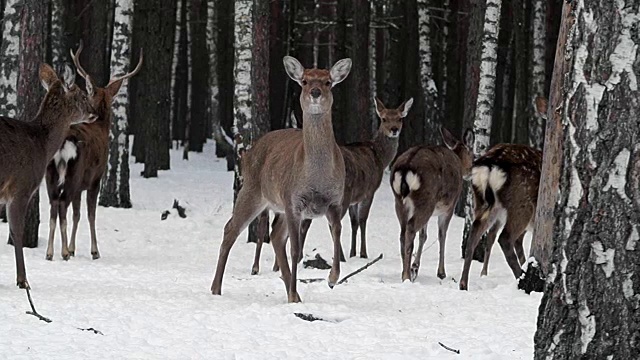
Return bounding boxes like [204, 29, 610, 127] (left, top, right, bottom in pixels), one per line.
[374, 97, 414, 138]
[39, 63, 97, 125]
[283, 56, 351, 116]
[440, 126, 475, 178]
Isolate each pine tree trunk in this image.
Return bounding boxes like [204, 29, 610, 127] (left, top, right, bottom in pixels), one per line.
[182, 0, 192, 160]
[216, 0, 235, 148]
[417, 0, 439, 146]
[207, 0, 219, 137]
[99, 0, 133, 209]
[268, 0, 290, 131]
[170, 0, 183, 145]
[130, 0, 176, 178]
[0, 0, 20, 118]
[461, 0, 503, 262]
[188, 0, 208, 154]
[534, 1, 640, 357]
[491, 0, 515, 145]
[529, 0, 547, 149]
[350, 0, 371, 141]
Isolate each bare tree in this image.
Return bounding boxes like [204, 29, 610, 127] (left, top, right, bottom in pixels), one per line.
[418, 0, 440, 146]
[529, 0, 547, 149]
[0, 0, 20, 118]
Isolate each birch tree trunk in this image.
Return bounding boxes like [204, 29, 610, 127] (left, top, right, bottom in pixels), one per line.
[534, 1, 640, 358]
[0, 0, 20, 118]
[99, 0, 134, 209]
[207, 0, 219, 138]
[50, 0, 66, 71]
[418, 0, 439, 146]
[170, 0, 182, 147]
[462, 0, 503, 261]
[529, 0, 547, 150]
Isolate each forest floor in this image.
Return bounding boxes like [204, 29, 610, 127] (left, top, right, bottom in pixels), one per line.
[0, 142, 542, 359]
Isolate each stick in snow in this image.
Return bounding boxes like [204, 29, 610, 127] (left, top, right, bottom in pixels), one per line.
[25, 288, 52, 323]
[438, 342, 460, 354]
[334, 253, 383, 286]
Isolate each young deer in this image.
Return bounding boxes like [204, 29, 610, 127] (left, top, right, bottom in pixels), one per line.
[459, 143, 542, 291]
[211, 56, 352, 303]
[391, 127, 474, 282]
[45, 41, 143, 261]
[0, 64, 97, 289]
[252, 97, 414, 275]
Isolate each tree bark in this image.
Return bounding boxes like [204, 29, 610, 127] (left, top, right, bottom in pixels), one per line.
[170, 0, 184, 145]
[188, 0, 208, 154]
[529, 0, 547, 149]
[417, 0, 440, 146]
[207, 0, 219, 137]
[0, 0, 21, 118]
[99, 0, 134, 209]
[50, 0, 66, 71]
[216, 0, 235, 151]
[534, 1, 640, 358]
[348, 0, 371, 142]
[268, 0, 290, 131]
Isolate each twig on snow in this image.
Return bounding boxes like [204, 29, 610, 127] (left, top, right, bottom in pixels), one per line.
[78, 327, 104, 335]
[294, 313, 327, 322]
[25, 288, 52, 323]
[299, 278, 324, 284]
[334, 253, 383, 286]
[438, 342, 460, 354]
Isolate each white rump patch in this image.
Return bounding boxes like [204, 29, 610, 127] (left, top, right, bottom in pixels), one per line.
[405, 171, 421, 191]
[392, 171, 402, 195]
[403, 197, 415, 220]
[488, 167, 507, 193]
[53, 141, 77, 186]
[471, 166, 490, 194]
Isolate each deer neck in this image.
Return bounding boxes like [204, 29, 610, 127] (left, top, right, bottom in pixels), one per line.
[35, 95, 74, 158]
[372, 131, 399, 168]
[302, 111, 338, 174]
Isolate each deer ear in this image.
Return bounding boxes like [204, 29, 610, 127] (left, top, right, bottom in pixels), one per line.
[106, 79, 124, 100]
[330, 58, 352, 87]
[85, 75, 95, 97]
[440, 126, 458, 150]
[463, 128, 475, 149]
[400, 98, 414, 118]
[39, 64, 59, 91]
[283, 56, 304, 85]
[535, 96, 548, 120]
[374, 97, 385, 119]
[62, 64, 76, 91]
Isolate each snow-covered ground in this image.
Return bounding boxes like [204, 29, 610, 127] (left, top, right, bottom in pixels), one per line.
[0, 143, 542, 359]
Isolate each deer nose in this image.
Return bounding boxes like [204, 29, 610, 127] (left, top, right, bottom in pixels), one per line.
[391, 127, 399, 133]
[310, 88, 321, 99]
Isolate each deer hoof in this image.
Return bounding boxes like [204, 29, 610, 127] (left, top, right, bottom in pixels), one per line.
[288, 292, 302, 303]
[45, 254, 53, 261]
[437, 270, 446, 280]
[349, 250, 356, 258]
[459, 281, 468, 291]
[272, 263, 280, 272]
[410, 264, 419, 282]
[251, 267, 259, 276]
[360, 253, 368, 259]
[17, 280, 30, 290]
[91, 252, 100, 260]
[62, 253, 71, 261]
[69, 251, 75, 257]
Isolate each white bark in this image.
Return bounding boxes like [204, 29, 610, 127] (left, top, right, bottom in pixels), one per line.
[169, 0, 182, 141]
[418, 0, 438, 142]
[207, 0, 219, 136]
[232, 0, 253, 141]
[50, 0, 66, 71]
[0, 0, 20, 118]
[530, 0, 547, 149]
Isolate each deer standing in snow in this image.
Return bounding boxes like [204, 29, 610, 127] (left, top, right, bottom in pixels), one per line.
[44, 41, 143, 261]
[459, 142, 542, 291]
[211, 56, 352, 303]
[391, 127, 474, 282]
[0, 64, 97, 289]
[252, 97, 414, 275]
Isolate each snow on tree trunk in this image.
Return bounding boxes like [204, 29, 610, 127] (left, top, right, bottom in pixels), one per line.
[50, 0, 66, 71]
[462, 0, 502, 261]
[534, 1, 640, 358]
[0, 0, 20, 118]
[529, 0, 547, 149]
[418, 0, 439, 146]
[207, 0, 219, 139]
[99, 0, 134, 209]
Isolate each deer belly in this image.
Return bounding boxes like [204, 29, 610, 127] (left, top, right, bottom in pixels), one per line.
[297, 190, 335, 218]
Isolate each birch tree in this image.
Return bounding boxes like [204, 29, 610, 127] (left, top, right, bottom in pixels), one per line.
[462, 0, 503, 259]
[170, 0, 182, 147]
[0, 0, 20, 118]
[529, 0, 547, 149]
[418, 0, 440, 146]
[99, 0, 134, 208]
[534, 1, 640, 358]
[207, 0, 219, 139]
[50, 0, 66, 71]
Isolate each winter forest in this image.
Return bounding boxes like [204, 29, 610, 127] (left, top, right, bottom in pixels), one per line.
[0, 0, 638, 358]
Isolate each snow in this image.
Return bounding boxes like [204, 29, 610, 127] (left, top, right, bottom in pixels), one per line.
[0, 143, 542, 359]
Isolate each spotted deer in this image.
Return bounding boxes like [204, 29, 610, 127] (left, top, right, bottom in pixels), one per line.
[44, 41, 143, 261]
[252, 97, 414, 275]
[211, 56, 352, 303]
[0, 64, 97, 289]
[391, 127, 474, 282]
[459, 142, 543, 291]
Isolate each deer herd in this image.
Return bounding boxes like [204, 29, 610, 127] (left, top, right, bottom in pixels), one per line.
[0, 46, 546, 304]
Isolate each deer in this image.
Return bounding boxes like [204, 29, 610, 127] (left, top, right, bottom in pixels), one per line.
[458, 141, 542, 291]
[211, 56, 352, 303]
[44, 41, 143, 261]
[391, 126, 474, 283]
[0, 63, 97, 289]
[252, 96, 414, 275]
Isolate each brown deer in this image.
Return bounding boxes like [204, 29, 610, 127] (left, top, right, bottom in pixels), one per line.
[458, 142, 542, 291]
[391, 126, 474, 282]
[0, 64, 97, 289]
[211, 56, 352, 303]
[252, 97, 414, 275]
[44, 41, 143, 261]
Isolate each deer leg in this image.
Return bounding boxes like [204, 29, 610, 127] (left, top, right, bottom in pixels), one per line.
[357, 198, 374, 259]
[46, 200, 59, 261]
[211, 190, 267, 296]
[514, 233, 526, 266]
[270, 214, 288, 273]
[326, 205, 343, 288]
[459, 218, 492, 291]
[402, 221, 418, 282]
[251, 210, 269, 275]
[8, 197, 30, 289]
[497, 227, 525, 279]
[87, 181, 101, 260]
[69, 195, 81, 257]
[285, 209, 302, 303]
[348, 205, 358, 258]
[436, 211, 454, 279]
[58, 200, 71, 261]
[298, 219, 311, 263]
[480, 222, 502, 276]
[411, 225, 428, 281]
[407, 206, 432, 282]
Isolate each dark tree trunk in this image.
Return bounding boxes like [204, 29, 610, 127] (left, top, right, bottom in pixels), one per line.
[172, 0, 188, 144]
[130, 0, 176, 178]
[216, 0, 234, 158]
[491, 0, 515, 145]
[534, 1, 640, 358]
[11, 0, 49, 248]
[512, 0, 531, 145]
[330, 0, 349, 144]
[347, 0, 371, 142]
[268, 0, 289, 131]
[188, 0, 208, 153]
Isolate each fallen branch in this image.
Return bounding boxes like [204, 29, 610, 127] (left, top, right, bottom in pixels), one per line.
[299, 278, 324, 284]
[438, 342, 460, 354]
[25, 288, 52, 323]
[78, 327, 104, 335]
[334, 253, 383, 286]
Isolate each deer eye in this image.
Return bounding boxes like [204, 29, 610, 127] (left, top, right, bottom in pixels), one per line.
[302, 80, 308, 86]
[325, 81, 331, 86]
